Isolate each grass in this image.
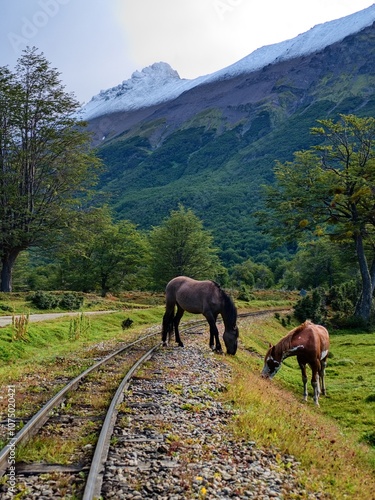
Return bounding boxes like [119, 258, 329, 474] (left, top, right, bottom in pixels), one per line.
[0, 307, 164, 366]
[0, 306, 165, 434]
[223, 314, 375, 499]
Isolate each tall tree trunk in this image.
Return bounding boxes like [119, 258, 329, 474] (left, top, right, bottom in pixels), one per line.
[100, 274, 109, 298]
[0, 249, 21, 292]
[354, 234, 373, 322]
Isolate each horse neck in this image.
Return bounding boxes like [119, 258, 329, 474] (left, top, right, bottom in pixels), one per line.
[274, 335, 297, 362]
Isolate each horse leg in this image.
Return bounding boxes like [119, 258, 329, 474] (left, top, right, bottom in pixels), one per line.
[319, 357, 328, 396]
[173, 305, 184, 347]
[206, 314, 222, 353]
[299, 362, 308, 402]
[162, 303, 174, 346]
[311, 362, 321, 406]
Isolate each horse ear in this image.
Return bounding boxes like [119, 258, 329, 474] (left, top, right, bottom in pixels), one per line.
[269, 342, 273, 348]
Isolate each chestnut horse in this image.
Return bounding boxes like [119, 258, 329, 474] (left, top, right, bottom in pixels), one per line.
[261, 321, 329, 405]
[162, 276, 239, 354]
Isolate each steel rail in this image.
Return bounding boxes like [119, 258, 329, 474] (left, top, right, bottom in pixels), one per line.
[0, 332, 158, 475]
[82, 343, 161, 500]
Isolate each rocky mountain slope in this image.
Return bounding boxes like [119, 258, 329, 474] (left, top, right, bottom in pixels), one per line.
[83, 6, 375, 266]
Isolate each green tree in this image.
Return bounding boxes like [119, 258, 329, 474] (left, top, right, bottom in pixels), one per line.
[55, 207, 149, 295]
[0, 47, 100, 292]
[261, 114, 375, 322]
[281, 239, 355, 290]
[149, 205, 224, 289]
[91, 219, 149, 297]
[231, 259, 274, 289]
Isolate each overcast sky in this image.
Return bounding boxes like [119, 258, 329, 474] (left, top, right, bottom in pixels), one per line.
[1, 0, 373, 105]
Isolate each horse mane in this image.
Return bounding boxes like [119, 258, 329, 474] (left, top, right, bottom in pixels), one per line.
[289, 320, 313, 336]
[220, 289, 237, 327]
[276, 320, 313, 351]
[211, 280, 221, 289]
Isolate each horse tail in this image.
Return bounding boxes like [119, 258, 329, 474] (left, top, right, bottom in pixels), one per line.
[162, 308, 175, 343]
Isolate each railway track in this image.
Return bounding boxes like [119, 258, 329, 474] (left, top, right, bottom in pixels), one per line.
[0, 307, 288, 499]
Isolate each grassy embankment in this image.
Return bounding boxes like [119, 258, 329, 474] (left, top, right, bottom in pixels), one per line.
[0, 291, 374, 498]
[225, 312, 375, 499]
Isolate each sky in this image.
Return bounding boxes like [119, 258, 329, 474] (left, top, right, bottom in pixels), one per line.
[1, 0, 374, 105]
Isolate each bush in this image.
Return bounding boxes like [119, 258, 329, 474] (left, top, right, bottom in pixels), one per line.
[327, 281, 359, 314]
[29, 291, 83, 310]
[59, 292, 83, 310]
[237, 285, 255, 301]
[0, 304, 14, 312]
[29, 291, 59, 309]
[293, 288, 327, 324]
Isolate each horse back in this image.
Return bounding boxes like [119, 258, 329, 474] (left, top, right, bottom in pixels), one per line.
[290, 321, 329, 361]
[165, 276, 220, 314]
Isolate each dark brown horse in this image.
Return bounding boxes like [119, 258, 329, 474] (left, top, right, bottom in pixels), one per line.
[162, 276, 239, 354]
[261, 321, 329, 405]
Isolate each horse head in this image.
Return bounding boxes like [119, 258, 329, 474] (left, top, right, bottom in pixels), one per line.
[261, 344, 281, 378]
[223, 325, 239, 355]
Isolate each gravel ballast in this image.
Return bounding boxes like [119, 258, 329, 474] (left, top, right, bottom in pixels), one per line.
[102, 334, 324, 499]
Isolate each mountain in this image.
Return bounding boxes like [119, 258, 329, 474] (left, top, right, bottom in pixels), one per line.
[80, 4, 375, 121]
[83, 5, 375, 267]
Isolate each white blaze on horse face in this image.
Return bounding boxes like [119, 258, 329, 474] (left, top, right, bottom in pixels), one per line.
[262, 355, 281, 378]
[320, 349, 328, 360]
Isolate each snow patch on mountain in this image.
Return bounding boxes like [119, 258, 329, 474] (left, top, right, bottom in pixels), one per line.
[79, 4, 375, 121]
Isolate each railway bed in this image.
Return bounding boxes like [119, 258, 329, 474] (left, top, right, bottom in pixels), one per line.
[0, 309, 311, 499]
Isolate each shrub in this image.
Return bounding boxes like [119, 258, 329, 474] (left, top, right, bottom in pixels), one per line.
[121, 317, 134, 330]
[29, 291, 59, 310]
[327, 281, 359, 314]
[59, 292, 83, 310]
[0, 304, 13, 312]
[237, 285, 255, 301]
[293, 288, 327, 324]
[29, 291, 83, 310]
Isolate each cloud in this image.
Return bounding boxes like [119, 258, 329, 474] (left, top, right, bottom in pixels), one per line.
[115, 0, 374, 79]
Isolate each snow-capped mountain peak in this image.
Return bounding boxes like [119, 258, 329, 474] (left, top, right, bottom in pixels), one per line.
[79, 61, 193, 120]
[80, 4, 375, 121]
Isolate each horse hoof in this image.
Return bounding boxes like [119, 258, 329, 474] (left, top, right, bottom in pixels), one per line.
[215, 348, 223, 355]
[162, 341, 168, 347]
[178, 342, 184, 347]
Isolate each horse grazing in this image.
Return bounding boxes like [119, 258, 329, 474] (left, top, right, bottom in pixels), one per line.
[261, 321, 329, 406]
[162, 276, 239, 354]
